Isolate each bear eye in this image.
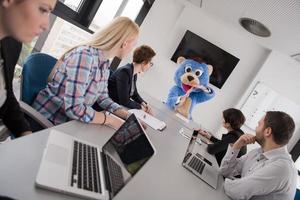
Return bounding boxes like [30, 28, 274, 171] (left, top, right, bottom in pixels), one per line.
[185, 66, 192, 73]
[195, 70, 203, 77]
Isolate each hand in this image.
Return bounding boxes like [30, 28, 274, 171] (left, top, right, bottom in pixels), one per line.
[179, 95, 189, 105]
[142, 104, 153, 116]
[21, 131, 32, 137]
[196, 85, 209, 93]
[198, 129, 211, 140]
[232, 134, 256, 150]
[105, 114, 125, 130]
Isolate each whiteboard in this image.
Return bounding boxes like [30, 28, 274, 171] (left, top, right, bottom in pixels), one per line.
[241, 82, 300, 130]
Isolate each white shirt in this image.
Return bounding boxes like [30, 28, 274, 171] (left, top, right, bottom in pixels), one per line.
[220, 145, 297, 200]
[0, 44, 7, 107]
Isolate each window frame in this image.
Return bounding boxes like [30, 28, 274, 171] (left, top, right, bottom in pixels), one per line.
[52, 0, 103, 33]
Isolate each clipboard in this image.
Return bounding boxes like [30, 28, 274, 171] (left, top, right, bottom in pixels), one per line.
[128, 109, 167, 131]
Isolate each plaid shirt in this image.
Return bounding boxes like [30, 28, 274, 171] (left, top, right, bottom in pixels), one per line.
[33, 46, 121, 125]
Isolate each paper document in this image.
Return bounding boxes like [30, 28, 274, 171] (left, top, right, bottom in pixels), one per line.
[129, 109, 166, 131]
[175, 113, 190, 123]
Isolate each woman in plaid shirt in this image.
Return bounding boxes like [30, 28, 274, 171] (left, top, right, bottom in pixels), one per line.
[33, 17, 139, 130]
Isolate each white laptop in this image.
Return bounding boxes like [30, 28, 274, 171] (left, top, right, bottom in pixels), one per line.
[182, 130, 219, 189]
[36, 114, 155, 200]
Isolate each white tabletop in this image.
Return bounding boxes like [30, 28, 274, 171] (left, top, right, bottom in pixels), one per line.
[0, 94, 229, 200]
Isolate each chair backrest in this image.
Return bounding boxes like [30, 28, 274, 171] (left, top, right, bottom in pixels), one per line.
[21, 53, 57, 105]
[295, 188, 300, 200]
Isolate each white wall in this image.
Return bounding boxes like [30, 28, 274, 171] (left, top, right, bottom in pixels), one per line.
[237, 50, 300, 151]
[126, 0, 270, 132]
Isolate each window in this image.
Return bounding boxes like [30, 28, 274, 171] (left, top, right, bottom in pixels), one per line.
[29, 0, 155, 64]
[89, 0, 144, 32]
[41, 17, 92, 58]
[59, 0, 84, 12]
[121, 0, 144, 20]
[89, 0, 123, 31]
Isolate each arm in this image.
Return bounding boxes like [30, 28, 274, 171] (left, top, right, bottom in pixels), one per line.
[219, 145, 246, 178]
[220, 134, 255, 177]
[224, 161, 292, 200]
[114, 70, 142, 109]
[63, 49, 96, 123]
[1, 38, 31, 137]
[210, 135, 220, 143]
[192, 86, 215, 104]
[2, 91, 31, 137]
[131, 75, 146, 104]
[207, 134, 237, 155]
[166, 86, 185, 108]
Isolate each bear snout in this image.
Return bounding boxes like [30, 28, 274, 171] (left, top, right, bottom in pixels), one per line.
[187, 75, 194, 81]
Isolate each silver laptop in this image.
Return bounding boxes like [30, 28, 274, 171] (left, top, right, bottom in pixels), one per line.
[36, 114, 155, 200]
[182, 130, 219, 189]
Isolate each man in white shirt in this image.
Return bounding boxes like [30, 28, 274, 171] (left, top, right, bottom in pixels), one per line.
[220, 111, 297, 200]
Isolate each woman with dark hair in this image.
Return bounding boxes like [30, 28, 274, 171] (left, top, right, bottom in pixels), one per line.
[0, 0, 57, 137]
[108, 45, 156, 115]
[198, 108, 247, 165]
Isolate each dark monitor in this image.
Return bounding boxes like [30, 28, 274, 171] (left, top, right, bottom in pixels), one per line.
[171, 30, 240, 89]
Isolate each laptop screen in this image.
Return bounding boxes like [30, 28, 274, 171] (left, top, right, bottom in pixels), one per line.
[102, 114, 155, 185]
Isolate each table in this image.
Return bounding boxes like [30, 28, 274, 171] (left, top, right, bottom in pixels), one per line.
[0, 94, 229, 200]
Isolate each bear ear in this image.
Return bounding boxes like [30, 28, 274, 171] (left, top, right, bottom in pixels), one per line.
[177, 56, 186, 64]
[207, 65, 213, 76]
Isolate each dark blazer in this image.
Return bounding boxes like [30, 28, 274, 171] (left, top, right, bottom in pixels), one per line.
[207, 129, 247, 166]
[108, 63, 146, 109]
[0, 37, 30, 137]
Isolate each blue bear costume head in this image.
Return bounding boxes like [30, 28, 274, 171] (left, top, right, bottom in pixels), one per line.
[166, 57, 215, 119]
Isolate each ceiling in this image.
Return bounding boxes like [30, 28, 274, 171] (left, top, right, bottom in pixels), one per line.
[186, 0, 300, 59]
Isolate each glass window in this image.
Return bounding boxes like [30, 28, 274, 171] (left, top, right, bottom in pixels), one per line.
[89, 0, 123, 32]
[17, 39, 38, 66]
[41, 17, 92, 58]
[59, 0, 84, 12]
[120, 0, 144, 20]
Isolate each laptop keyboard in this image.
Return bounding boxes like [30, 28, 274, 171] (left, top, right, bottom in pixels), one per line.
[106, 155, 124, 194]
[188, 156, 206, 175]
[71, 141, 102, 193]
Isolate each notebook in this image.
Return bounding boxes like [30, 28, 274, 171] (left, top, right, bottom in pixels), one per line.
[36, 114, 155, 200]
[129, 109, 166, 131]
[182, 130, 219, 189]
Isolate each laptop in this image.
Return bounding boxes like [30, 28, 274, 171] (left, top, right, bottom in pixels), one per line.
[36, 114, 155, 200]
[182, 130, 219, 189]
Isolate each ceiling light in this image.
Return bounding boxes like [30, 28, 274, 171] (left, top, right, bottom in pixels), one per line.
[239, 17, 271, 37]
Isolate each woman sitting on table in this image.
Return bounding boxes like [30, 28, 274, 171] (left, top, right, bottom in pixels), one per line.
[0, 0, 57, 138]
[198, 108, 246, 165]
[108, 45, 156, 115]
[33, 17, 139, 130]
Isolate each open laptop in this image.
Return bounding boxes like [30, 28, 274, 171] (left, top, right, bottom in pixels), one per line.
[36, 114, 155, 200]
[182, 130, 219, 189]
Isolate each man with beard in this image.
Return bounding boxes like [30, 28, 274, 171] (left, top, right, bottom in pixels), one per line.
[220, 111, 297, 200]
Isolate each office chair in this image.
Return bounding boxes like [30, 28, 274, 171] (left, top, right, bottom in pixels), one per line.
[19, 53, 57, 133]
[295, 188, 300, 200]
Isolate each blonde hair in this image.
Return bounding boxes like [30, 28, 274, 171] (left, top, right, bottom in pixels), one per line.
[48, 17, 139, 80]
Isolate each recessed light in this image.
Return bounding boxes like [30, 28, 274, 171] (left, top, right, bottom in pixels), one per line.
[239, 17, 271, 37]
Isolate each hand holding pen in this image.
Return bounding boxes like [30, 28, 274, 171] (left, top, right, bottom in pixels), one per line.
[141, 102, 153, 116]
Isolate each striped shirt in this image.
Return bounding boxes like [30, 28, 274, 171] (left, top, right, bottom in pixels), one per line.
[32, 46, 121, 125]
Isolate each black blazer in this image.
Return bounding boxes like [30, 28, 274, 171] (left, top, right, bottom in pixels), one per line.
[108, 63, 146, 109]
[207, 129, 247, 166]
[0, 37, 30, 137]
